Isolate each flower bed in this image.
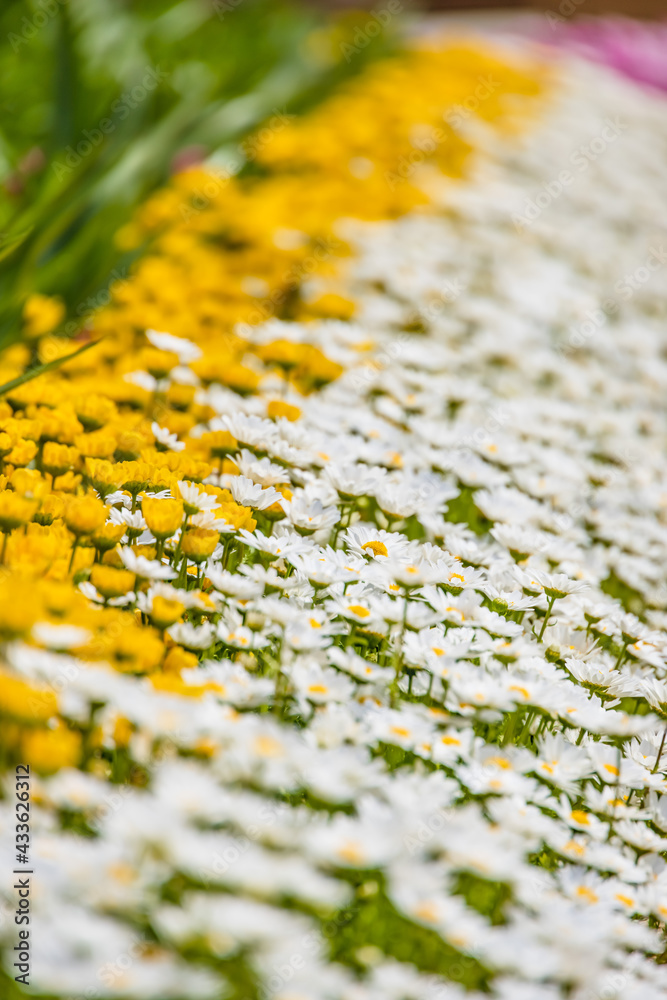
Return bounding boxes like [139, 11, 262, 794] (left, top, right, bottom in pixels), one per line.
[2, 30, 667, 1000]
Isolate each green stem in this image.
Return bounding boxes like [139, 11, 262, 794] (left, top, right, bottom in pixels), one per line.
[171, 513, 190, 565]
[607, 744, 622, 842]
[501, 709, 523, 747]
[614, 641, 629, 670]
[538, 595, 556, 641]
[68, 537, 79, 573]
[518, 709, 535, 744]
[390, 590, 409, 703]
[652, 726, 667, 774]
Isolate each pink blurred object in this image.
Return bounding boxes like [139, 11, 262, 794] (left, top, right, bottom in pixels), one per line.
[548, 17, 667, 93]
[170, 145, 208, 175]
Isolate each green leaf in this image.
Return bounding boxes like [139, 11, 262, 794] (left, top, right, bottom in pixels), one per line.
[0, 337, 101, 397]
[0, 226, 33, 263]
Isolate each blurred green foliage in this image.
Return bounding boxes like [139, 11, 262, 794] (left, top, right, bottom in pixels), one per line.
[0, 0, 398, 355]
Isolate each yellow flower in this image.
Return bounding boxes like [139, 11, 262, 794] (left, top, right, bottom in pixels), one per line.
[157, 411, 193, 440]
[84, 458, 121, 496]
[53, 471, 82, 493]
[293, 346, 344, 392]
[23, 722, 81, 774]
[4, 417, 43, 442]
[114, 430, 147, 461]
[6, 524, 68, 577]
[142, 497, 183, 539]
[0, 670, 57, 723]
[302, 292, 355, 320]
[112, 715, 133, 748]
[73, 394, 118, 431]
[42, 441, 79, 477]
[181, 527, 219, 563]
[9, 468, 49, 499]
[111, 624, 164, 673]
[22, 293, 65, 337]
[37, 335, 80, 365]
[5, 381, 52, 410]
[267, 400, 302, 422]
[90, 565, 135, 598]
[149, 674, 223, 698]
[150, 596, 185, 629]
[0, 579, 41, 634]
[6, 438, 38, 467]
[64, 495, 107, 536]
[41, 581, 79, 617]
[118, 461, 152, 496]
[256, 339, 303, 371]
[220, 499, 258, 531]
[75, 430, 117, 459]
[173, 457, 211, 484]
[0, 492, 37, 532]
[35, 406, 83, 444]
[199, 429, 237, 459]
[139, 347, 179, 379]
[192, 358, 259, 395]
[90, 522, 126, 553]
[166, 383, 196, 410]
[163, 646, 198, 674]
[223, 362, 260, 395]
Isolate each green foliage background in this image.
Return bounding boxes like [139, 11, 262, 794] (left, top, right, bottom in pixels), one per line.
[0, 0, 396, 358]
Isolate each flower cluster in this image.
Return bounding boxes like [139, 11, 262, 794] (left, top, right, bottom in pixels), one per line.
[2, 34, 667, 1000]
